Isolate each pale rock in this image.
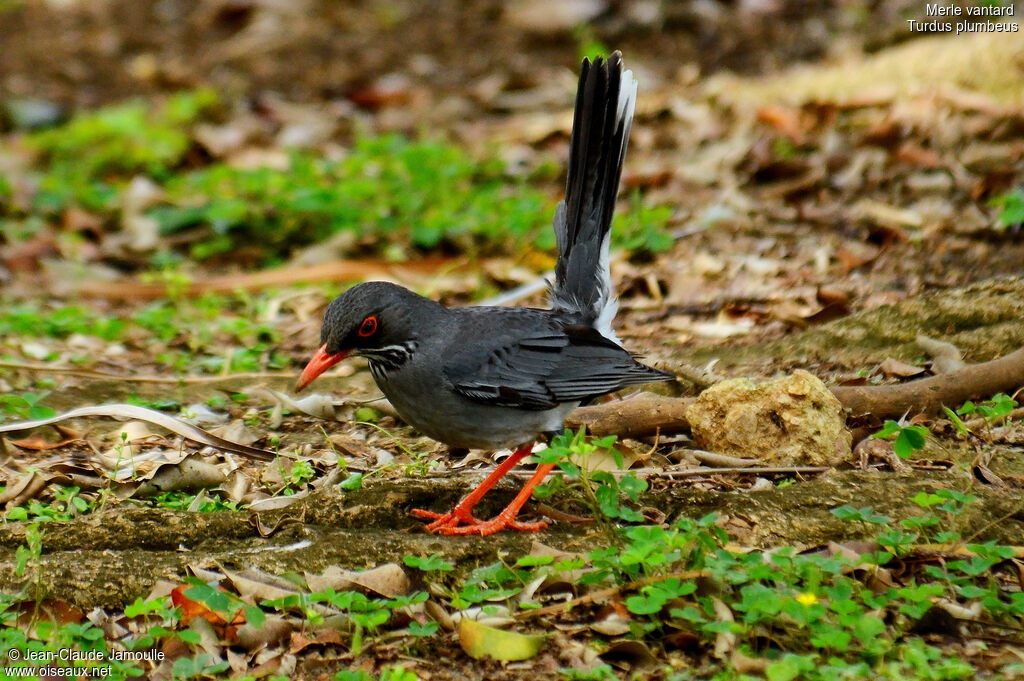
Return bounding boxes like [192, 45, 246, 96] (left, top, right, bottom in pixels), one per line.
[687, 370, 851, 466]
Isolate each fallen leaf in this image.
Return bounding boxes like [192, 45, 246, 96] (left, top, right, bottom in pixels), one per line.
[459, 616, 546, 662]
[133, 457, 228, 497]
[7, 434, 83, 450]
[236, 615, 293, 652]
[878, 357, 926, 378]
[304, 563, 410, 599]
[601, 639, 657, 669]
[220, 566, 304, 604]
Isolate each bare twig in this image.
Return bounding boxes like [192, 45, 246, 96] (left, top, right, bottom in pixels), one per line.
[690, 450, 759, 467]
[532, 503, 593, 525]
[642, 465, 830, 478]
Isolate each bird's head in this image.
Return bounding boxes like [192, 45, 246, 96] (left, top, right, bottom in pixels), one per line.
[296, 281, 421, 392]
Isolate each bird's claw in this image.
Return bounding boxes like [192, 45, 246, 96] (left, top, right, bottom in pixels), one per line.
[439, 514, 547, 536]
[410, 507, 481, 531]
[411, 507, 546, 536]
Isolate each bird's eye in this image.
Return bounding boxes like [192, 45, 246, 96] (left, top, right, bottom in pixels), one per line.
[357, 315, 378, 337]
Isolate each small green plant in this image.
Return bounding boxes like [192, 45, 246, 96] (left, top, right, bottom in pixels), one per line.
[6, 485, 92, 522]
[278, 459, 316, 494]
[944, 393, 1017, 438]
[533, 428, 647, 537]
[150, 491, 239, 513]
[183, 579, 265, 630]
[831, 504, 891, 525]
[989, 188, 1024, 231]
[0, 391, 56, 423]
[403, 554, 454, 572]
[169, 653, 230, 680]
[122, 595, 183, 651]
[956, 392, 1018, 421]
[311, 588, 426, 655]
[14, 522, 43, 577]
[873, 419, 929, 458]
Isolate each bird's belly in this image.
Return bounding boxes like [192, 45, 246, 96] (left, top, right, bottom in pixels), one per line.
[375, 375, 575, 449]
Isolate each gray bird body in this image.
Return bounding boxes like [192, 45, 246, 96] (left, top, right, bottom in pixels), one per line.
[305, 52, 673, 451]
[370, 300, 577, 449]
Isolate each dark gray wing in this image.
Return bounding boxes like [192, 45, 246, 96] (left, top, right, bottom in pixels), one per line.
[444, 323, 673, 411]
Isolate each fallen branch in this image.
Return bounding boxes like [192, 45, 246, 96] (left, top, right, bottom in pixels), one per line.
[831, 346, 1024, 419]
[565, 346, 1024, 437]
[0, 404, 279, 462]
[566, 393, 693, 438]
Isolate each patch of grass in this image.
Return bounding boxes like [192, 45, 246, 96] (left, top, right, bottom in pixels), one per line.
[0, 303, 126, 341]
[2, 476, 1021, 678]
[151, 134, 672, 261]
[151, 135, 557, 259]
[25, 89, 218, 213]
[5, 94, 673, 264]
[0, 288, 299, 375]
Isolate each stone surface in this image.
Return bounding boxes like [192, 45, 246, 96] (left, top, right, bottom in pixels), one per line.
[686, 370, 851, 465]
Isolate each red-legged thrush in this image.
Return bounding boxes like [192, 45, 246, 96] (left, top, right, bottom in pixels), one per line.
[297, 52, 674, 535]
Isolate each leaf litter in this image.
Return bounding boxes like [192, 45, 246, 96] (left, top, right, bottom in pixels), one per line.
[2, 3, 1024, 679]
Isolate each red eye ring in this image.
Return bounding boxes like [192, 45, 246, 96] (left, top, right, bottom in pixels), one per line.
[358, 316, 378, 337]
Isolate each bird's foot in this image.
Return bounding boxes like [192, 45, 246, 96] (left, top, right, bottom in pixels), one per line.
[410, 507, 482, 532]
[412, 507, 547, 536]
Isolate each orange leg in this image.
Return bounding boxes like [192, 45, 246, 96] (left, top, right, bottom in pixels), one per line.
[411, 444, 551, 534]
[440, 462, 557, 536]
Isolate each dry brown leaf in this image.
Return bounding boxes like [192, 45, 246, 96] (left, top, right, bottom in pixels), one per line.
[236, 615, 293, 652]
[601, 639, 657, 669]
[878, 357, 926, 379]
[304, 563, 410, 599]
[220, 566, 304, 604]
[133, 457, 228, 497]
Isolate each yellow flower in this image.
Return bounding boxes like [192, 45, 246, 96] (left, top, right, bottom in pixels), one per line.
[796, 592, 819, 606]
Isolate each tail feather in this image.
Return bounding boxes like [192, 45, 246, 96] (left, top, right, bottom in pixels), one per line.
[550, 51, 636, 340]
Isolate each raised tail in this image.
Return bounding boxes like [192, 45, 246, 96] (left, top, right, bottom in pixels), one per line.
[550, 51, 636, 340]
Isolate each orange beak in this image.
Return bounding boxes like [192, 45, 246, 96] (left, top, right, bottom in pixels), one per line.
[296, 343, 350, 392]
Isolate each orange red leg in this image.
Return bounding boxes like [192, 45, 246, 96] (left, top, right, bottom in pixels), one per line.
[411, 444, 554, 535]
